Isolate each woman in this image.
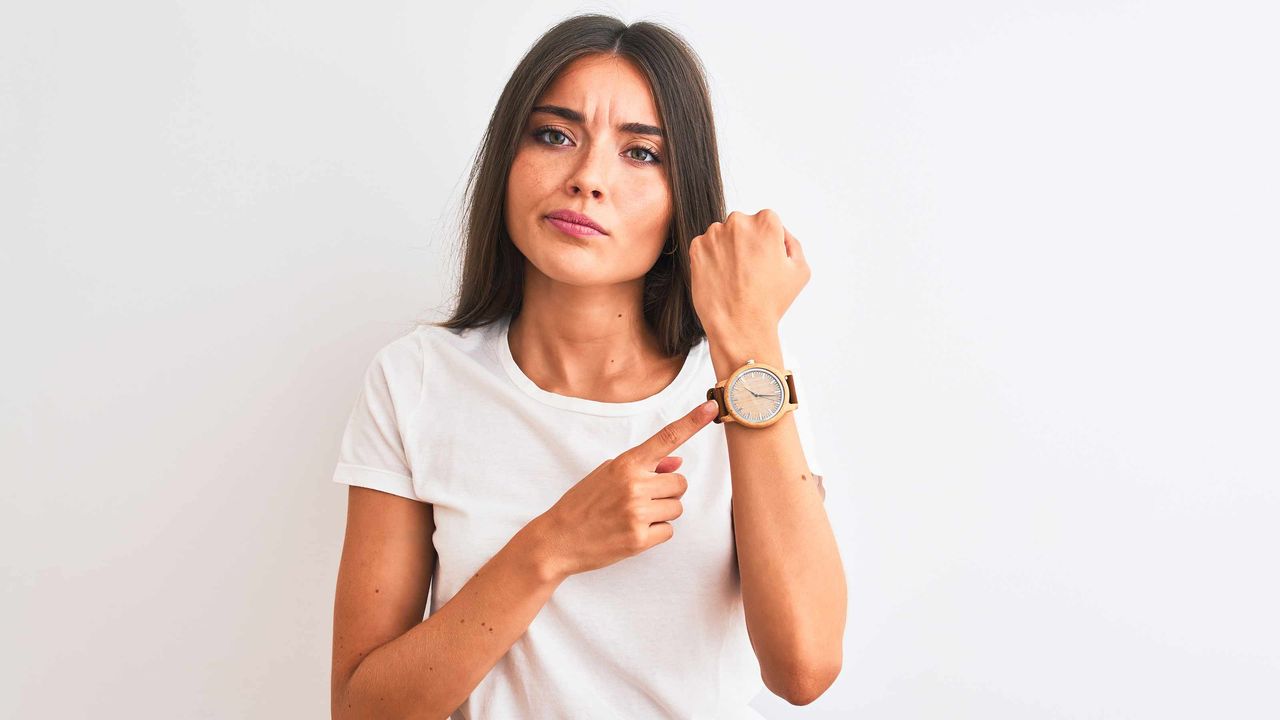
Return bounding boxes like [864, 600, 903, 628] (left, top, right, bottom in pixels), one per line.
[330, 14, 845, 719]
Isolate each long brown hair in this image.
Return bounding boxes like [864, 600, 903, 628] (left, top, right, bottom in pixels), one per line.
[424, 13, 725, 359]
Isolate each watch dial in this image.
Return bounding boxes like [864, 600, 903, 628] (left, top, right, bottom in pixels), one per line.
[727, 367, 784, 423]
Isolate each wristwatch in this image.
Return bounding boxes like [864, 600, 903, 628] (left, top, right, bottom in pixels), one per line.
[705, 358, 799, 428]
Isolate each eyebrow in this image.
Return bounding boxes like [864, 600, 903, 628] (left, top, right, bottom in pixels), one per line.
[531, 104, 664, 139]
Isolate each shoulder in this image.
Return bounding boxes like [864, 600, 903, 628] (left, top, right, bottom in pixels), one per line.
[370, 320, 503, 383]
[348, 326, 432, 416]
[369, 325, 428, 376]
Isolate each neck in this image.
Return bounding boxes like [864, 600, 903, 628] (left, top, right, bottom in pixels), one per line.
[506, 262, 681, 402]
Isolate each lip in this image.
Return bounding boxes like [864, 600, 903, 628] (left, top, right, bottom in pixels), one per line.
[545, 209, 608, 236]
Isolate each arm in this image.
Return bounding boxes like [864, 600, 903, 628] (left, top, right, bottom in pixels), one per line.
[332, 486, 565, 720]
[709, 329, 846, 706]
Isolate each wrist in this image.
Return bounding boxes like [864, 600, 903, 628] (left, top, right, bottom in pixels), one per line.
[518, 514, 572, 585]
[706, 328, 783, 377]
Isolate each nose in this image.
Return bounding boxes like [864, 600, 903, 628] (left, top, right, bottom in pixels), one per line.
[564, 140, 609, 199]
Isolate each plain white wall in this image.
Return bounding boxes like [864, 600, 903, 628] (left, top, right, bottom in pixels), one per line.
[3, 1, 1277, 717]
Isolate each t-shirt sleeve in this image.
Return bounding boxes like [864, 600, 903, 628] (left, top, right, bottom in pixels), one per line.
[331, 329, 426, 501]
[784, 340, 827, 502]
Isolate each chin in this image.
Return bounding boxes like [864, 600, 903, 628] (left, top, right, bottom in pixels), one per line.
[529, 247, 605, 283]
[532, 249, 649, 289]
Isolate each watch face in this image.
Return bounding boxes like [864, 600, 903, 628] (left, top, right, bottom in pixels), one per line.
[727, 367, 785, 424]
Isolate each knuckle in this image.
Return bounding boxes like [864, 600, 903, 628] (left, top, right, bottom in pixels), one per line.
[628, 480, 649, 500]
[658, 425, 681, 448]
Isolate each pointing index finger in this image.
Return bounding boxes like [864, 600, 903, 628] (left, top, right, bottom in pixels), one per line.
[626, 399, 719, 465]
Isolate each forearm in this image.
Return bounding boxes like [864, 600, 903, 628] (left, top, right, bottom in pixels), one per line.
[337, 518, 566, 720]
[708, 330, 846, 698]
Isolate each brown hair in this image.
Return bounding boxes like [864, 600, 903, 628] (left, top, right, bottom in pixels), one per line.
[424, 13, 725, 359]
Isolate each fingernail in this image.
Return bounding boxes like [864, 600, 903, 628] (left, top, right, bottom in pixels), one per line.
[700, 400, 718, 417]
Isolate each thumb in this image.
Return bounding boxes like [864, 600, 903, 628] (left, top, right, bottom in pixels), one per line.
[625, 399, 719, 466]
[783, 226, 804, 262]
[654, 455, 684, 473]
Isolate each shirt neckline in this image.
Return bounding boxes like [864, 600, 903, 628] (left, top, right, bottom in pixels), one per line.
[494, 314, 706, 417]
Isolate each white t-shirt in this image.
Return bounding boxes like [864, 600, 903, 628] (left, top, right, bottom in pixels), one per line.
[332, 313, 827, 719]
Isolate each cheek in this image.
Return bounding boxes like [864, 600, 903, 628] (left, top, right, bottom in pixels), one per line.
[508, 153, 557, 205]
[506, 157, 542, 222]
[633, 181, 673, 239]
[507, 155, 529, 201]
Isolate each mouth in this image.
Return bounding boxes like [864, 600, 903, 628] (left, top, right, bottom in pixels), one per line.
[545, 216, 607, 238]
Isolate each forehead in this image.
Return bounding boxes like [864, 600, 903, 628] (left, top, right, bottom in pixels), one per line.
[535, 55, 659, 124]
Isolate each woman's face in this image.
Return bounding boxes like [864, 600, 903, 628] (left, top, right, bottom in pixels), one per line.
[505, 54, 673, 287]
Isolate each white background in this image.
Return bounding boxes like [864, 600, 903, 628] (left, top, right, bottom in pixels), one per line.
[3, 1, 1277, 718]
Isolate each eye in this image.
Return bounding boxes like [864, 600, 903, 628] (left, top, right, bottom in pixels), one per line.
[532, 126, 572, 147]
[626, 145, 663, 165]
[530, 125, 663, 166]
